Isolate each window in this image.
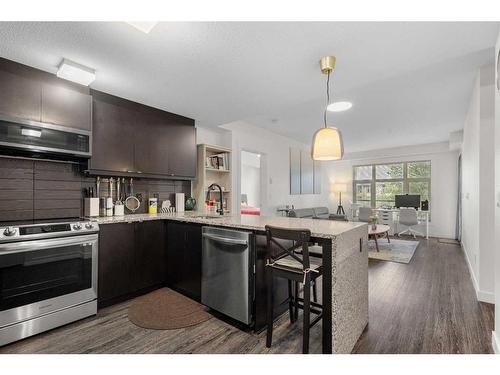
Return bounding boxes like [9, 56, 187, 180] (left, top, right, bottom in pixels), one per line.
[353, 161, 431, 210]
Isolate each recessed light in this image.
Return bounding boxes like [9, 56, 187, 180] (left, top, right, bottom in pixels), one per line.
[127, 22, 158, 34]
[327, 101, 353, 112]
[57, 59, 95, 86]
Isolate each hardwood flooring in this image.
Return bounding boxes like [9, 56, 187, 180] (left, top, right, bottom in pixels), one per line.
[0, 237, 494, 354]
[353, 237, 494, 354]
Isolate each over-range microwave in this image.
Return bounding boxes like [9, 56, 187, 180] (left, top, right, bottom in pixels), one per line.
[0, 114, 91, 161]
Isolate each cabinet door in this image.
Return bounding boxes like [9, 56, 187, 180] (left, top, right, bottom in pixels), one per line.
[0, 70, 41, 121]
[166, 221, 186, 290]
[166, 222, 202, 301]
[134, 220, 166, 291]
[183, 224, 202, 301]
[90, 97, 136, 173]
[98, 223, 135, 304]
[167, 122, 196, 178]
[134, 111, 170, 175]
[41, 83, 92, 131]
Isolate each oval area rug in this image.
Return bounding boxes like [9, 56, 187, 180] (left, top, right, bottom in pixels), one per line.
[128, 288, 211, 330]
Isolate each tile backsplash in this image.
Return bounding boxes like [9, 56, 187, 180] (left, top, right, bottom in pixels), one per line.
[0, 157, 191, 222]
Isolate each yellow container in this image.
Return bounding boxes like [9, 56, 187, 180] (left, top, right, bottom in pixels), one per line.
[148, 197, 158, 214]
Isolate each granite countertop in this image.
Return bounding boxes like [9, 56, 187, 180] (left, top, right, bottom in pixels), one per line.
[90, 211, 365, 239]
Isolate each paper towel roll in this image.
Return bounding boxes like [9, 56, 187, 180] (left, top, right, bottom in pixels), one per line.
[175, 193, 185, 213]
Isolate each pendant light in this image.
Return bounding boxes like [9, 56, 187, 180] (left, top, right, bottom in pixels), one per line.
[311, 56, 344, 161]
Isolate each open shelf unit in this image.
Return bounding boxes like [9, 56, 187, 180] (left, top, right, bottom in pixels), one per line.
[193, 144, 232, 214]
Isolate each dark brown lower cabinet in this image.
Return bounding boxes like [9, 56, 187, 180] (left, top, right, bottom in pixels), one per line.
[166, 222, 202, 302]
[133, 221, 166, 291]
[98, 223, 135, 305]
[98, 221, 166, 307]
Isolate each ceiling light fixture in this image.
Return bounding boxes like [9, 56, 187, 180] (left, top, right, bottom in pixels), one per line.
[311, 56, 344, 161]
[56, 59, 95, 86]
[327, 101, 352, 112]
[127, 22, 158, 34]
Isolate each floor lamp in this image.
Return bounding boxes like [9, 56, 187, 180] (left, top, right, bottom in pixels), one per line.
[331, 183, 347, 215]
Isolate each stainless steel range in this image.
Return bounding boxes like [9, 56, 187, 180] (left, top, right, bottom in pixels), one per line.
[0, 219, 99, 346]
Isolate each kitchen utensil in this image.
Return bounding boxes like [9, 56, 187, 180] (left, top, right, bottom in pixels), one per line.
[185, 197, 196, 211]
[96, 176, 100, 198]
[116, 178, 121, 203]
[125, 178, 141, 212]
[109, 177, 114, 202]
[89, 187, 94, 198]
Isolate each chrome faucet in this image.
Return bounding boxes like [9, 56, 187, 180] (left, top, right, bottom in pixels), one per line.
[206, 183, 224, 215]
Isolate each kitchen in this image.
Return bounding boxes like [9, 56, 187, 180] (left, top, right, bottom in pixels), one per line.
[0, 53, 368, 354]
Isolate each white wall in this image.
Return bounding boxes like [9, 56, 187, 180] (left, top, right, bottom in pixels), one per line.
[322, 142, 459, 239]
[196, 125, 231, 148]
[494, 30, 500, 354]
[461, 64, 496, 304]
[462, 72, 481, 291]
[220, 121, 329, 216]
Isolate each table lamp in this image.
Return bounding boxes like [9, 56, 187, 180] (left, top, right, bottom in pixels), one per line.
[331, 183, 347, 215]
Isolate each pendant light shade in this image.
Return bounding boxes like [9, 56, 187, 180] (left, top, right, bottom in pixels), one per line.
[311, 126, 344, 161]
[311, 55, 345, 161]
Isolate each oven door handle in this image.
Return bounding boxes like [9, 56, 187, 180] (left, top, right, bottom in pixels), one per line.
[0, 234, 98, 255]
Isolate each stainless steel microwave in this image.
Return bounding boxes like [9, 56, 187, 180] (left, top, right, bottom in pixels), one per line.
[0, 114, 91, 160]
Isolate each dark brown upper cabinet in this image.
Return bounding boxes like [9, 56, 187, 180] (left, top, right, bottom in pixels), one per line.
[41, 83, 92, 131]
[91, 95, 136, 173]
[0, 69, 41, 121]
[89, 90, 196, 179]
[167, 122, 196, 178]
[0, 58, 91, 132]
[134, 111, 170, 176]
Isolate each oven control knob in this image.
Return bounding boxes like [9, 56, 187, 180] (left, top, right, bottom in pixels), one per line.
[73, 223, 82, 230]
[85, 222, 94, 230]
[3, 227, 16, 236]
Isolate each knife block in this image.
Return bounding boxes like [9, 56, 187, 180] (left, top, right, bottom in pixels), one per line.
[84, 198, 100, 217]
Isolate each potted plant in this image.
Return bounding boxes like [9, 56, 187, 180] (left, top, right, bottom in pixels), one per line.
[369, 215, 379, 230]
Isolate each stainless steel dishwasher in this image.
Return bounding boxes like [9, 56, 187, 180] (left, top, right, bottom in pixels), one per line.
[201, 226, 254, 325]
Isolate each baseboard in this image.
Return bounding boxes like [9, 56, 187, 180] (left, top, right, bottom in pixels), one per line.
[460, 242, 494, 303]
[493, 331, 500, 354]
[477, 290, 495, 304]
[432, 233, 456, 240]
[461, 242, 480, 294]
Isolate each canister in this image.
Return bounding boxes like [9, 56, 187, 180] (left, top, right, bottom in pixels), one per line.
[148, 197, 158, 214]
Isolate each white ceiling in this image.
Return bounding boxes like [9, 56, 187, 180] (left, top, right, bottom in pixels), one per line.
[0, 22, 498, 151]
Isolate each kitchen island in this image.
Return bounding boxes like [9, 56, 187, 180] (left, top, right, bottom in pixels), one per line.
[92, 212, 368, 354]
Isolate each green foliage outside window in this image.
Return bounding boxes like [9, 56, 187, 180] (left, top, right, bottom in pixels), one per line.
[353, 161, 431, 210]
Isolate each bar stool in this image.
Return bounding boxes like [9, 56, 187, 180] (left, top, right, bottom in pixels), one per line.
[265, 225, 323, 354]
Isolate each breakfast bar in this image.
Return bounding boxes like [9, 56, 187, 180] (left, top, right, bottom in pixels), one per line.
[94, 212, 369, 354]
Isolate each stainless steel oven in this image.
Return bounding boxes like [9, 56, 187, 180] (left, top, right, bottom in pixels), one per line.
[0, 220, 98, 346]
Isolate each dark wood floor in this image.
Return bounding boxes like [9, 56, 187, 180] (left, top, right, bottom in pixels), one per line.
[0, 237, 494, 354]
[353, 237, 494, 354]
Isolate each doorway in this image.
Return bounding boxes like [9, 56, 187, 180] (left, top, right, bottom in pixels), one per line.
[240, 150, 262, 216]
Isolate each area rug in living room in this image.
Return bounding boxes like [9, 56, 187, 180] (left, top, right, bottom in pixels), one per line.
[368, 238, 419, 264]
